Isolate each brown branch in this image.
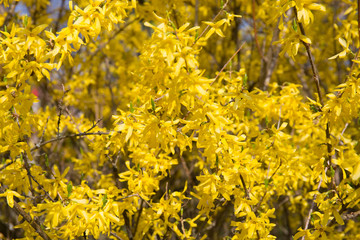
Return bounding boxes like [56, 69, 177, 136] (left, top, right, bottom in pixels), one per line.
[176, 148, 193, 188]
[301, 167, 327, 240]
[211, 42, 246, 85]
[296, 18, 323, 105]
[343, 210, 360, 221]
[110, 232, 125, 240]
[195, 0, 199, 26]
[84, 118, 103, 133]
[88, 18, 139, 62]
[122, 211, 134, 240]
[193, 0, 230, 46]
[260, 20, 280, 90]
[294, 9, 335, 236]
[133, 199, 143, 237]
[54, 0, 66, 33]
[38, 117, 50, 145]
[0, 161, 14, 172]
[342, 0, 360, 82]
[22, 153, 55, 202]
[251, 0, 265, 61]
[295, 10, 334, 238]
[31, 131, 113, 151]
[358, 0, 360, 45]
[3, 1, 18, 27]
[239, 173, 250, 200]
[0, 187, 51, 240]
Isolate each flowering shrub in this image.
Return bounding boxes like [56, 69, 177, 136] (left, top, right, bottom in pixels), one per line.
[1, 0, 360, 239]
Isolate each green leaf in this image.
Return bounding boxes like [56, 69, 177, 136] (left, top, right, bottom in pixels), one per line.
[264, 178, 269, 188]
[310, 104, 319, 113]
[24, 15, 28, 28]
[170, 21, 177, 30]
[330, 166, 335, 177]
[102, 194, 108, 208]
[67, 182, 72, 197]
[130, 101, 134, 113]
[310, 214, 314, 223]
[44, 154, 49, 167]
[243, 73, 248, 87]
[292, 19, 298, 32]
[151, 98, 156, 112]
[4, 25, 7, 33]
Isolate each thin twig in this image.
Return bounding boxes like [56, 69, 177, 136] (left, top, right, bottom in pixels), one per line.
[0, 161, 14, 171]
[179, 153, 193, 186]
[133, 199, 143, 237]
[88, 18, 139, 62]
[341, 123, 349, 136]
[251, 0, 265, 61]
[358, 0, 360, 46]
[295, 9, 335, 236]
[301, 167, 327, 240]
[194, 0, 199, 26]
[239, 173, 250, 199]
[110, 232, 124, 240]
[54, 0, 66, 33]
[0, 187, 51, 240]
[56, 85, 69, 138]
[295, 13, 323, 105]
[39, 117, 50, 145]
[193, 0, 230, 46]
[31, 131, 113, 151]
[122, 211, 134, 240]
[260, 19, 281, 90]
[180, 208, 186, 238]
[84, 118, 103, 133]
[22, 153, 55, 202]
[343, 210, 360, 221]
[22, 153, 35, 196]
[211, 42, 246, 85]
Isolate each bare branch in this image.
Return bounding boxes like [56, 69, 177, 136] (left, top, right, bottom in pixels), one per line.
[211, 42, 246, 85]
[31, 131, 113, 152]
[0, 187, 51, 240]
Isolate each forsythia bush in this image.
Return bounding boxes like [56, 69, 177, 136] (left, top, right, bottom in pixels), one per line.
[1, 0, 360, 239]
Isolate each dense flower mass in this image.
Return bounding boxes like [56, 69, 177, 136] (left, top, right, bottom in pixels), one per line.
[1, 0, 360, 239]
